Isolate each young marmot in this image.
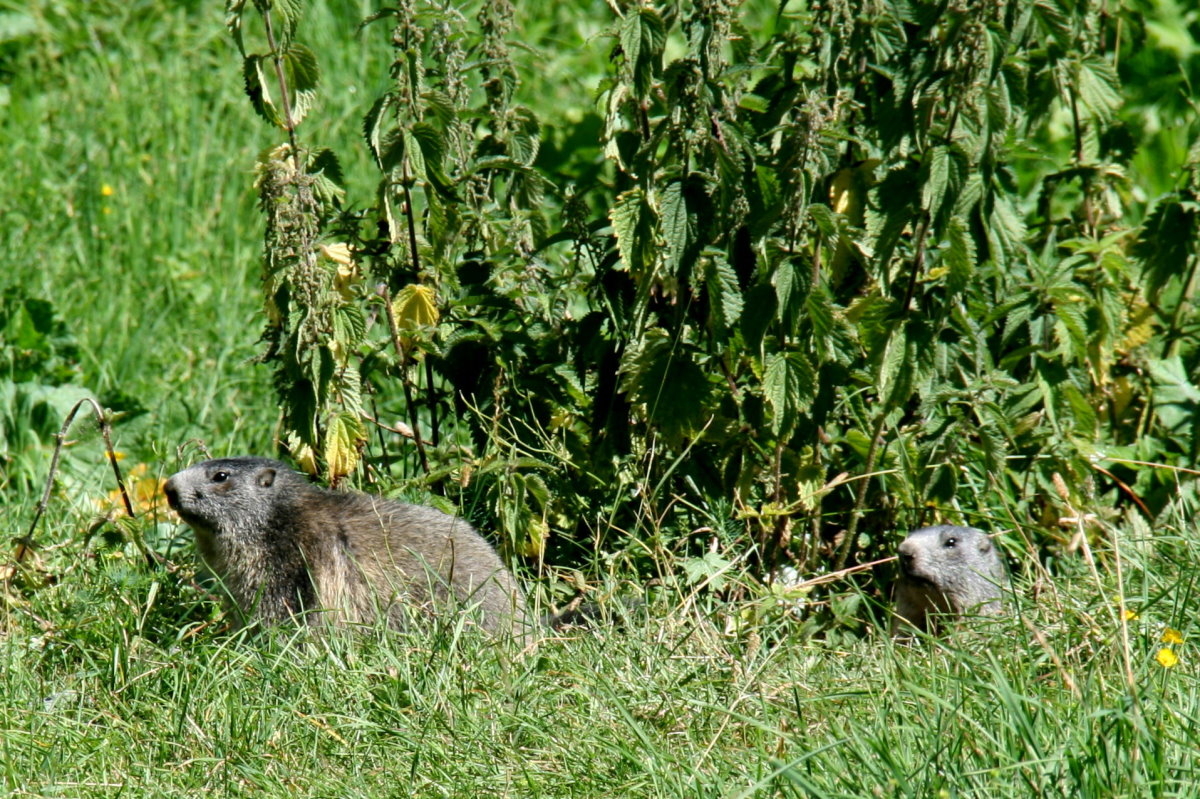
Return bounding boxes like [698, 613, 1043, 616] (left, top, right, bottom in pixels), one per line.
[891, 524, 1005, 637]
[163, 457, 529, 637]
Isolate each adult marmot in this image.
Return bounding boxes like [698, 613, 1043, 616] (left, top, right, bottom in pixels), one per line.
[163, 456, 529, 637]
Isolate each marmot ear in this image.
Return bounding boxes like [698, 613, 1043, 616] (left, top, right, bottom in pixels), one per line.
[978, 535, 992, 553]
[258, 468, 277, 488]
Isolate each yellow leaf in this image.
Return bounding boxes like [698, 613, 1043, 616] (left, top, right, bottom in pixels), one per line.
[319, 242, 354, 265]
[392, 284, 439, 330]
[324, 413, 365, 481]
[829, 167, 854, 215]
[286, 435, 319, 477]
[521, 516, 549, 559]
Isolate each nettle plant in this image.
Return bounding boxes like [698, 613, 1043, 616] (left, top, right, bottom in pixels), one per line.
[224, 0, 1197, 597]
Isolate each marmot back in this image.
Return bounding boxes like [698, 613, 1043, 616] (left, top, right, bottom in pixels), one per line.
[892, 524, 1005, 637]
[163, 456, 528, 636]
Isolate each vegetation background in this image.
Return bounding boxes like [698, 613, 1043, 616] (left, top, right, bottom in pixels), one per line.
[1, 0, 1198, 795]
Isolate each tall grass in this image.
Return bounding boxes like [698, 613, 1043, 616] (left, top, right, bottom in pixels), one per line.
[2, 503, 1197, 796]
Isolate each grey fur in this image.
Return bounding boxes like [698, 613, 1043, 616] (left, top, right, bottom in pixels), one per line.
[892, 524, 1005, 637]
[163, 457, 529, 636]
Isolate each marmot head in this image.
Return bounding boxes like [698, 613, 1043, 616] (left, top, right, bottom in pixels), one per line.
[164, 457, 296, 541]
[897, 524, 993, 586]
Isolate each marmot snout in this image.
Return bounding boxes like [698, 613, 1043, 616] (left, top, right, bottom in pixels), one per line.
[164, 456, 529, 636]
[892, 524, 1005, 637]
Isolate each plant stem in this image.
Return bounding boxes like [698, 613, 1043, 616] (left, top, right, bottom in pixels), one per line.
[261, 9, 303, 173]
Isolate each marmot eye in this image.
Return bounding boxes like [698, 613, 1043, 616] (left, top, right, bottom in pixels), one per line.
[944, 537, 958, 547]
[212, 471, 229, 483]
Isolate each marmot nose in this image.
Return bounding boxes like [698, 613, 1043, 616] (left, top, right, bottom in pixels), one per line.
[163, 479, 180, 510]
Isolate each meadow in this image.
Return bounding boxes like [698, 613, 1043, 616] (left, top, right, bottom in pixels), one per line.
[2, 0, 1199, 795]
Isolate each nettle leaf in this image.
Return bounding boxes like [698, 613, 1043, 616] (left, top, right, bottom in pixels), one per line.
[1052, 297, 1088, 361]
[660, 180, 693, 275]
[1132, 193, 1199, 300]
[805, 288, 836, 361]
[703, 252, 743, 333]
[920, 144, 968, 226]
[618, 331, 712, 444]
[393, 284, 440, 330]
[402, 129, 426, 179]
[333, 303, 366, 349]
[308, 148, 346, 206]
[986, 190, 1027, 265]
[943, 215, 976, 296]
[1059, 381, 1097, 438]
[363, 93, 395, 169]
[764, 351, 816, 436]
[282, 43, 320, 125]
[422, 90, 456, 127]
[1075, 55, 1122, 124]
[325, 411, 365, 481]
[272, 0, 304, 50]
[808, 203, 838, 239]
[508, 106, 541, 166]
[773, 255, 811, 325]
[611, 188, 647, 272]
[243, 55, 281, 126]
[225, 0, 249, 56]
[877, 324, 914, 406]
[1148, 356, 1200, 433]
[620, 7, 666, 95]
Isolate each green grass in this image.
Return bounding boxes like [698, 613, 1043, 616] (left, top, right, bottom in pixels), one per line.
[2, 2, 1198, 796]
[3, 512, 1198, 796]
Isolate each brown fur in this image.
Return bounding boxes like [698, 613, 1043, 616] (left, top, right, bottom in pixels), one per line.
[164, 457, 529, 636]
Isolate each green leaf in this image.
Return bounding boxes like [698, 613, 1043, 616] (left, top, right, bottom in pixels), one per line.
[271, 0, 304, 51]
[660, 180, 691, 275]
[611, 188, 646, 272]
[282, 43, 320, 125]
[619, 331, 712, 444]
[1132, 193, 1199, 300]
[1148, 356, 1200, 433]
[808, 203, 838, 238]
[921, 144, 967, 225]
[1075, 55, 1122, 124]
[943, 215, 975, 296]
[764, 351, 816, 436]
[363, 93, 395, 169]
[224, 0, 249, 56]
[242, 55, 281, 126]
[620, 8, 666, 95]
[703, 253, 743, 333]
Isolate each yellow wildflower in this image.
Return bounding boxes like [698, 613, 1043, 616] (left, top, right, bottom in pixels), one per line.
[96, 462, 169, 516]
[1156, 648, 1179, 669]
[1122, 608, 1138, 621]
[100, 183, 114, 197]
[1162, 628, 1184, 645]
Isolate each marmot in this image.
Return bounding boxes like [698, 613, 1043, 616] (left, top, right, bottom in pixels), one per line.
[891, 524, 1005, 637]
[163, 456, 529, 637]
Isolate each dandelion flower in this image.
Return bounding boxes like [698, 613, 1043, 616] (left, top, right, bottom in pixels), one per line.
[1162, 628, 1184, 645]
[1156, 648, 1179, 669]
[1122, 608, 1138, 621]
[100, 183, 114, 197]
